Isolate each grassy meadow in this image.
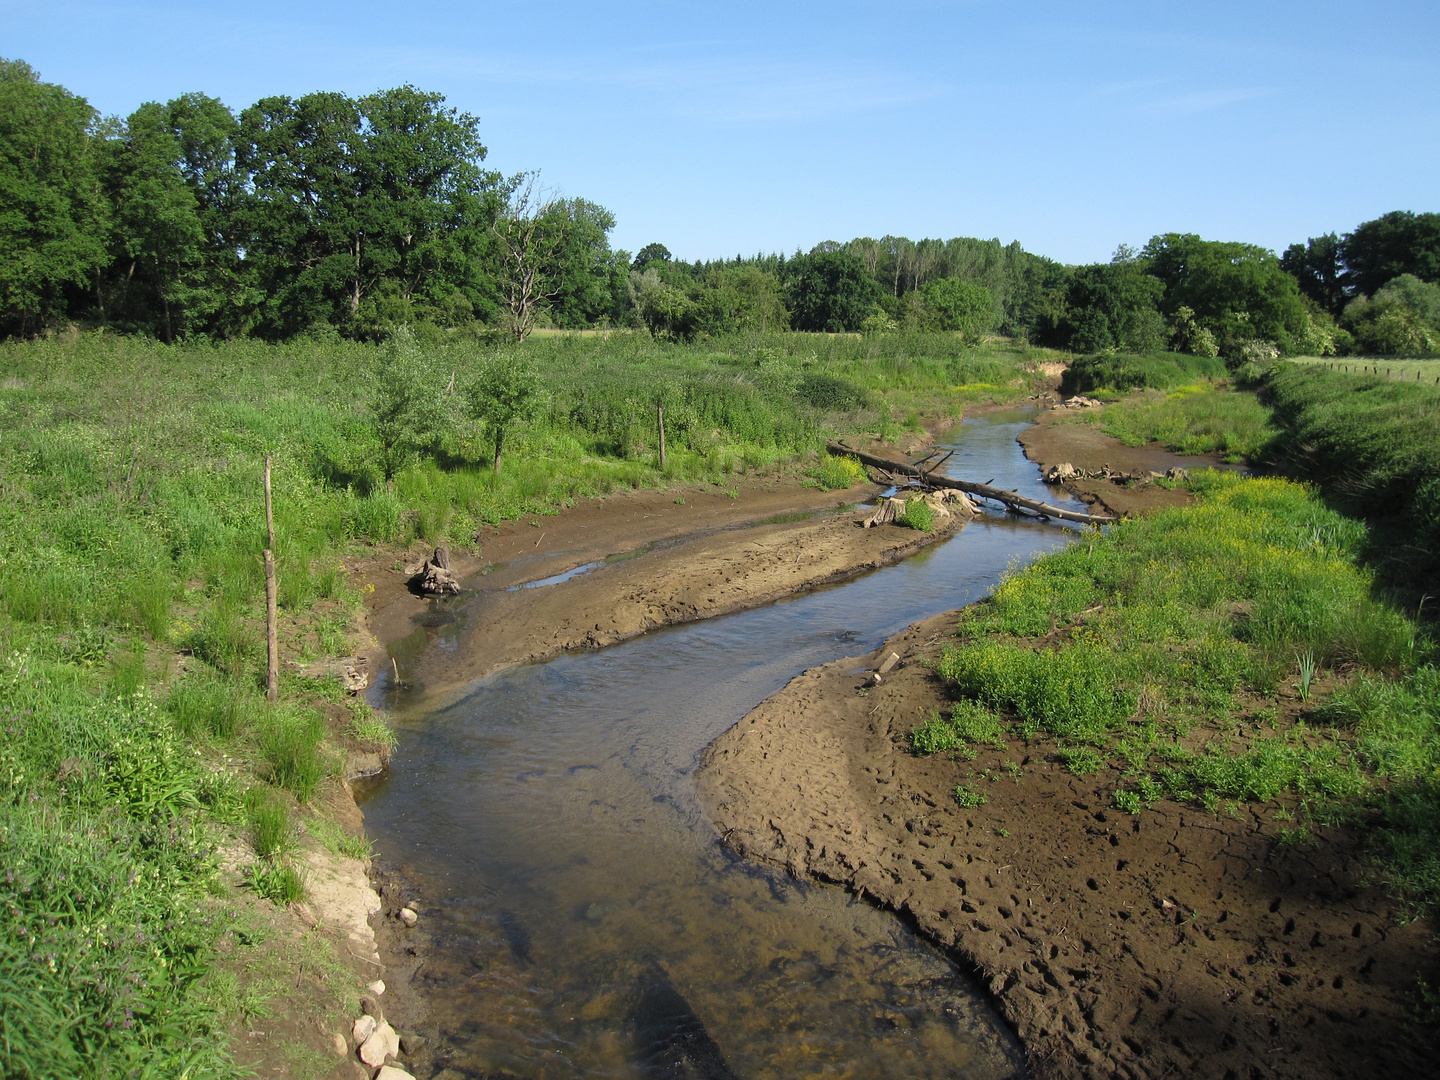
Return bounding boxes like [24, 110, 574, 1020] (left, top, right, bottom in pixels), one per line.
[0, 328, 1053, 1074]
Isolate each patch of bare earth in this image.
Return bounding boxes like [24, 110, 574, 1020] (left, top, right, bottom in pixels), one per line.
[696, 613, 1437, 1079]
[1018, 401, 1212, 517]
[350, 474, 965, 701]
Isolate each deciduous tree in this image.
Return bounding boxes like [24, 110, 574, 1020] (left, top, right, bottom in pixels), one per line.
[1341, 211, 1440, 298]
[0, 59, 109, 336]
[465, 351, 541, 472]
[784, 251, 882, 332]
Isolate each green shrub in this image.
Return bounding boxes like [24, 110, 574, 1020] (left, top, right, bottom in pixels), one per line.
[897, 497, 934, 532]
[807, 453, 867, 491]
[795, 372, 868, 411]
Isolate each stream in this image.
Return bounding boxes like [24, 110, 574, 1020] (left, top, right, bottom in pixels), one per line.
[360, 408, 1092, 1079]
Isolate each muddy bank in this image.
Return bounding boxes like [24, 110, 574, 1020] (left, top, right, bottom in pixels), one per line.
[353, 474, 968, 701]
[695, 612, 1435, 1080]
[695, 413, 1435, 1078]
[1018, 404, 1200, 517]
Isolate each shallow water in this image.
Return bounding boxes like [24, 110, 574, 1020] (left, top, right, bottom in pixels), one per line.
[361, 409, 1090, 1078]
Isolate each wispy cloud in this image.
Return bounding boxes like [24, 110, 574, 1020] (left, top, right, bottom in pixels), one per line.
[1134, 86, 1279, 117]
[288, 40, 946, 125]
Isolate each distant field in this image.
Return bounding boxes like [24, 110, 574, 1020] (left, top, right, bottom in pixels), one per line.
[1290, 355, 1440, 384]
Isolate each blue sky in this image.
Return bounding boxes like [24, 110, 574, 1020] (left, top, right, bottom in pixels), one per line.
[5, 0, 1437, 265]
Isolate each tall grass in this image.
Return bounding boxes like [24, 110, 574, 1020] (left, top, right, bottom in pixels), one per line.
[1264, 362, 1440, 585]
[1086, 384, 1278, 462]
[1060, 350, 1227, 395]
[923, 471, 1439, 911]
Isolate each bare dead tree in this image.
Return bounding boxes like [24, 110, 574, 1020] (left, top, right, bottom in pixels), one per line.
[491, 174, 564, 342]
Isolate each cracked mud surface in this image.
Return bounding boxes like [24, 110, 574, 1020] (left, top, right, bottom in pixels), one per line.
[696, 611, 1438, 1079]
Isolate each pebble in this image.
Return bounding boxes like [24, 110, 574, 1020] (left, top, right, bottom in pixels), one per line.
[374, 1068, 416, 1080]
[360, 993, 383, 1018]
[399, 906, 418, 927]
[330, 1032, 347, 1057]
[352, 1015, 376, 1044]
[367, 979, 386, 996]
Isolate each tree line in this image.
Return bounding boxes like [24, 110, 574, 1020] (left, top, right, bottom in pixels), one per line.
[3, 57, 1438, 357]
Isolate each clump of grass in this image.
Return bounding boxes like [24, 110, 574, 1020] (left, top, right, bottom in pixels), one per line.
[245, 861, 307, 905]
[912, 701, 1008, 755]
[306, 816, 374, 861]
[345, 699, 398, 750]
[245, 786, 296, 860]
[1297, 650, 1316, 701]
[1058, 745, 1105, 777]
[897, 497, 934, 532]
[165, 669, 260, 742]
[255, 706, 330, 802]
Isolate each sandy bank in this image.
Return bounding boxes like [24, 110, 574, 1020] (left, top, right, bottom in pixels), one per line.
[352, 471, 968, 701]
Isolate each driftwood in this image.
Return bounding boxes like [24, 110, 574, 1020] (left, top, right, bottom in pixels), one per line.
[859, 489, 976, 528]
[828, 441, 1117, 526]
[1044, 462, 1189, 485]
[413, 545, 460, 595]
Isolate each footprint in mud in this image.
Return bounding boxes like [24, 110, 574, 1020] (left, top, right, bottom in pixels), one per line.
[516, 769, 547, 782]
[568, 763, 600, 775]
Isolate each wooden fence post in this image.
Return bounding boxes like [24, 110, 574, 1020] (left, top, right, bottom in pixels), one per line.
[264, 456, 278, 703]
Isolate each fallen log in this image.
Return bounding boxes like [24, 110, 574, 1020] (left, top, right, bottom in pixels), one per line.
[827, 441, 1117, 526]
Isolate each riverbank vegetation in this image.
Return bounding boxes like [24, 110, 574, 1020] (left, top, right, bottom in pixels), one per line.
[916, 469, 1439, 914]
[1053, 351, 1440, 585]
[0, 328, 1048, 1072]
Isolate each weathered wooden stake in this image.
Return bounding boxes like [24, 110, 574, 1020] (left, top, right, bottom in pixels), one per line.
[657, 401, 667, 469]
[264, 549, 278, 702]
[264, 456, 278, 703]
[264, 455, 276, 550]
